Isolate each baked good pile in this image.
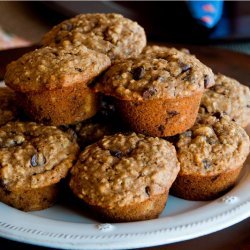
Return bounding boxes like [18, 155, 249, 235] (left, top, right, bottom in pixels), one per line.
[1, 13, 250, 222]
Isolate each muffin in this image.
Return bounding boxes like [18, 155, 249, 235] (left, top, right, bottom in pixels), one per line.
[200, 74, 250, 127]
[41, 13, 146, 62]
[95, 46, 214, 137]
[60, 118, 116, 149]
[0, 87, 19, 126]
[4, 44, 111, 126]
[0, 122, 79, 211]
[69, 133, 180, 222]
[171, 114, 250, 200]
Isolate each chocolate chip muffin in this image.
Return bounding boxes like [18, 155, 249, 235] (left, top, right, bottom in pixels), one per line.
[69, 133, 180, 222]
[172, 114, 250, 200]
[95, 46, 214, 137]
[0, 122, 79, 211]
[4, 44, 111, 125]
[0, 87, 19, 126]
[60, 119, 116, 149]
[200, 74, 250, 127]
[41, 13, 146, 62]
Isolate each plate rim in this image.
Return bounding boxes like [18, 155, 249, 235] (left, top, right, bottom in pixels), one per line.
[0, 166, 249, 250]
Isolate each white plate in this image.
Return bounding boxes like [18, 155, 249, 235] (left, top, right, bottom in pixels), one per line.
[0, 82, 250, 249]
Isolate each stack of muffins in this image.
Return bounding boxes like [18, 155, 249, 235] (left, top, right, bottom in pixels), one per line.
[1, 13, 250, 222]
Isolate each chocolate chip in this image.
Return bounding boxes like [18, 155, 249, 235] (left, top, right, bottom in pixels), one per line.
[110, 150, 123, 158]
[213, 112, 222, 119]
[132, 66, 145, 80]
[202, 159, 211, 170]
[145, 186, 150, 196]
[167, 110, 179, 118]
[75, 68, 83, 72]
[142, 87, 157, 99]
[158, 125, 165, 135]
[31, 153, 46, 167]
[179, 62, 191, 73]
[247, 105, 250, 108]
[209, 85, 216, 91]
[204, 75, 211, 88]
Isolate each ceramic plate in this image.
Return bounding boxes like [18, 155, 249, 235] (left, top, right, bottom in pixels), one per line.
[0, 81, 249, 249]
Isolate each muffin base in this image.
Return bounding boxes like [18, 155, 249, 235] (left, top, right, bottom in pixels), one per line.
[0, 184, 60, 211]
[16, 84, 99, 126]
[88, 193, 168, 222]
[115, 92, 203, 137]
[171, 166, 243, 201]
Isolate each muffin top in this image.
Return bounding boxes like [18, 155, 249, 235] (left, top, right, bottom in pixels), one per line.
[176, 114, 250, 176]
[70, 133, 179, 208]
[0, 122, 79, 191]
[5, 44, 111, 93]
[41, 13, 146, 61]
[95, 46, 214, 101]
[200, 74, 250, 127]
[0, 87, 19, 126]
[60, 119, 115, 149]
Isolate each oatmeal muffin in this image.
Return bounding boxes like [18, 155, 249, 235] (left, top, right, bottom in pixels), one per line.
[0, 87, 19, 126]
[60, 119, 115, 149]
[95, 46, 214, 137]
[4, 44, 111, 125]
[200, 74, 250, 127]
[0, 122, 79, 211]
[41, 13, 146, 62]
[172, 114, 250, 200]
[69, 133, 180, 222]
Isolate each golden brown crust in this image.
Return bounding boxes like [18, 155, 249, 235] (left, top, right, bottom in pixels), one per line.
[88, 193, 168, 222]
[5, 44, 111, 93]
[16, 83, 99, 126]
[200, 74, 250, 127]
[176, 115, 250, 175]
[0, 184, 60, 211]
[115, 92, 203, 137]
[95, 47, 214, 101]
[172, 114, 250, 200]
[69, 133, 179, 221]
[0, 122, 79, 192]
[41, 13, 146, 61]
[171, 166, 242, 200]
[0, 87, 19, 126]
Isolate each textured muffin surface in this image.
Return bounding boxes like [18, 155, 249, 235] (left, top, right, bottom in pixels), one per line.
[95, 46, 214, 101]
[0, 122, 79, 191]
[0, 87, 19, 126]
[200, 74, 250, 127]
[5, 44, 111, 93]
[176, 114, 250, 176]
[70, 133, 179, 208]
[41, 13, 146, 61]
